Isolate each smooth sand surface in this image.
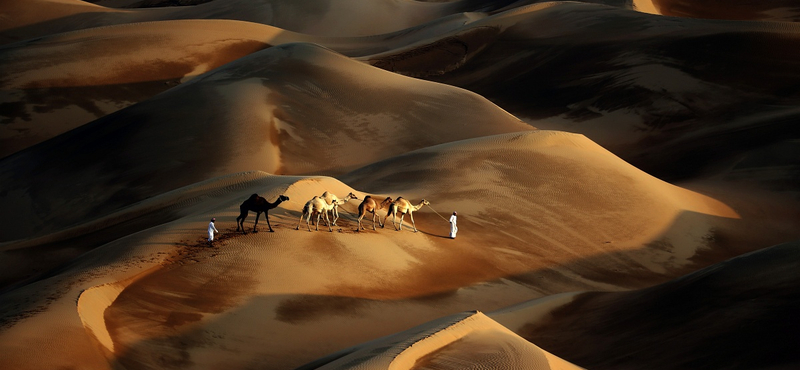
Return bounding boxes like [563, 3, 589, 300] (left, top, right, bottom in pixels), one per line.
[514, 241, 800, 369]
[296, 311, 584, 370]
[2, 1, 800, 370]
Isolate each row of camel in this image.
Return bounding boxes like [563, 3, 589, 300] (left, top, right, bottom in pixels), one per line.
[235, 192, 430, 233]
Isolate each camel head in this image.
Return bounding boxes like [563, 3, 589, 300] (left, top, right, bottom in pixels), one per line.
[421, 199, 430, 206]
[279, 195, 290, 202]
[346, 192, 358, 201]
[381, 197, 393, 205]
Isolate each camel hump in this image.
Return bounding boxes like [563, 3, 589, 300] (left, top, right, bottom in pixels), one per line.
[248, 194, 259, 201]
[363, 195, 373, 200]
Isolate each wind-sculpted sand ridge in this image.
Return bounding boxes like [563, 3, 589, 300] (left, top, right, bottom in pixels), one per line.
[0, 20, 291, 157]
[295, 311, 583, 370]
[513, 240, 800, 369]
[1, 173, 343, 369]
[2, 1, 800, 369]
[0, 42, 532, 243]
[343, 130, 751, 281]
[0, 131, 752, 370]
[634, 0, 800, 21]
[0, 14, 500, 157]
[0, 0, 519, 45]
[364, 2, 800, 182]
[0, 171, 295, 290]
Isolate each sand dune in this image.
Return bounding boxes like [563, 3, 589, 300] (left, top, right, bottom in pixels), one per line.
[0, 20, 292, 158]
[2, 130, 782, 370]
[0, 0, 517, 45]
[644, 0, 800, 21]
[513, 240, 800, 369]
[3, 1, 800, 369]
[0, 42, 531, 243]
[363, 2, 800, 181]
[296, 311, 583, 370]
[0, 13, 498, 158]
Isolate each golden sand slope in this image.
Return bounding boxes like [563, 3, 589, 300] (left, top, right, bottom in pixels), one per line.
[0, 20, 292, 158]
[343, 130, 744, 282]
[512, 241, 800, 370]
[0, 129, 772, 370]
[0, 0, 513, 45]
[0, 13, 490, 158]
[0, 42, 531, 243]
[296, 311, 583, 370]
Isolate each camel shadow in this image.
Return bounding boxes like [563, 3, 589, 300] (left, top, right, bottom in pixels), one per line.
[416, 229, 451, 239]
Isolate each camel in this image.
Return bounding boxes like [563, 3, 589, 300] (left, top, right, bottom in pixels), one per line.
[320, 191, 359, 225]
[383, 197, 430, 232]
[296, 196, 338, 232]
[356, 196, 393, 231]
[236, 194, 290, 233]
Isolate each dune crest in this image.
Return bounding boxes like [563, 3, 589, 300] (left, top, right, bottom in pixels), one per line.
[299, 311, 582, 370]
[3, 1, 800, 369]
[516, 241, 800, 369]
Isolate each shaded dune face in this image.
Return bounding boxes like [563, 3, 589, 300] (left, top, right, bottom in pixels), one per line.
[652, 0, 800, 21]
[0, 0, 522, 45]
[2, 1, 800, 370]
[294, 311, 583, 370]
[0, 22, 274, 158]
[0, 43, 530, 242]
[518, 241, 800, 370]
[365, 3, 800, 181]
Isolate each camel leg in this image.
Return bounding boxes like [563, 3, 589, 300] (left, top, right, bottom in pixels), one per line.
[253, 212, 261, 233]
[382, 213, 391, 229]
[409, 212, 417, 232]
[306, 212, 313, 232]
[398, 213, 406, 231]
[265, 211, 274, 232]
[315, 213, 321, 231]
[371, 211, 377, 231]
[324, 211, 333, 232]
[296, 212, 305, 230]
[237, 212, 247, 233]
[331, 208, 339, 226]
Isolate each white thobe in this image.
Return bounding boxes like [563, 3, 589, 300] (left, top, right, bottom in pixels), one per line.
[208, 222, 219, 241]
[449, 214, 458, 239]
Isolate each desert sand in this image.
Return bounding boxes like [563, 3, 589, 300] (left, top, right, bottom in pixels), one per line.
[1, 1, 799, 370]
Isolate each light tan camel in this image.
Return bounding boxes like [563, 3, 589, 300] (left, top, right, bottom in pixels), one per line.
[356, 196, 393, 231]
[296, 196, 338, 232]
[383, 197, 430, 232]
[320, 191, 358, 225]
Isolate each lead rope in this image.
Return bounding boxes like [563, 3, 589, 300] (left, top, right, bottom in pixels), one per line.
[426, 204, 451, 223]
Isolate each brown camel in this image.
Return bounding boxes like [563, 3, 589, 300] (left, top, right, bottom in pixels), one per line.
[236, 194, 290, 233]
[320, 191, 359, 225]
[383, 197, 430, 232]
[356, 196, 393, 231]
[296, 196, 338, 232]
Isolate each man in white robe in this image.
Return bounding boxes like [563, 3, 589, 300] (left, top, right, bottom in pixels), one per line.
[449, 211, 458, 239]
[208, 217, 219, 244]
